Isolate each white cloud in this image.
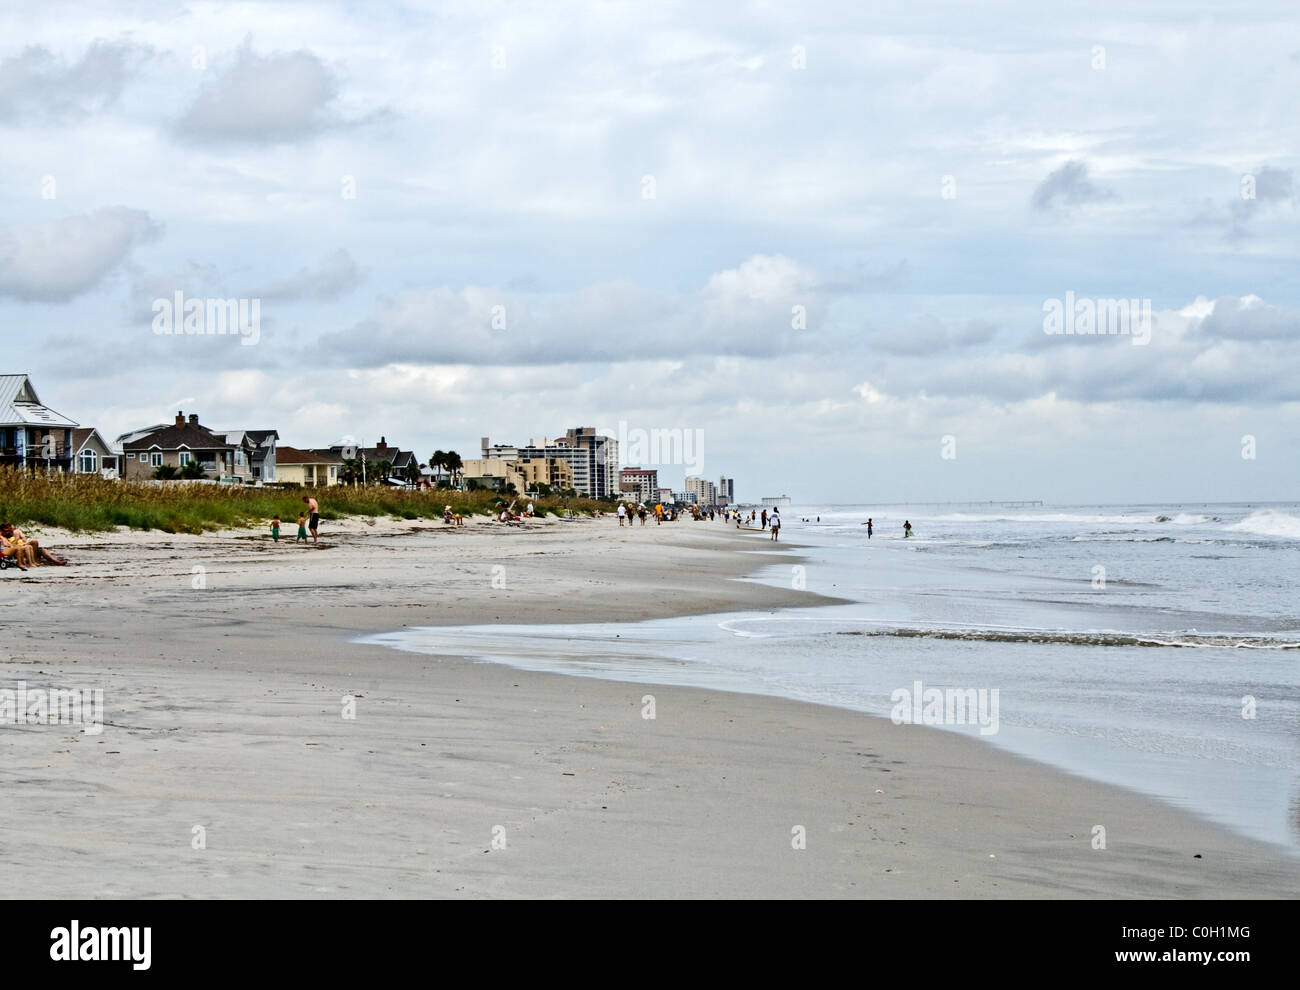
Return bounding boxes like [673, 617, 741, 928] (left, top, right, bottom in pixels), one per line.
[0, 39, 151, 121]
[0, 207, 162, 302]
[175, 40, 349, 144]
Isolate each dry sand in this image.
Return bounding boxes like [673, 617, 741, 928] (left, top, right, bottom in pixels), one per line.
[1, 513, 1296, 898]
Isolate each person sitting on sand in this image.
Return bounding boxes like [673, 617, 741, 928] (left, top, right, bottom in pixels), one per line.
[0, 523, 67, 565]
[270, 516, 281, 542]
[0, 525, 37, 569]
[296, 514, 309, 543]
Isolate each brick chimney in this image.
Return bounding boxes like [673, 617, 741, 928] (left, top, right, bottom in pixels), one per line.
[376, 437, 388, 455]
[175, 411, 185, 427]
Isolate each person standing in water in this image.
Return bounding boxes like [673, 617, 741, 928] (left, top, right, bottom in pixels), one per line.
[770, 508, 781, 541]
[867, 518, 873, 538]
[903, 520, 912, 538]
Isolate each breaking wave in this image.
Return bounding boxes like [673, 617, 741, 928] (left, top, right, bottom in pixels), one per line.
[837, 627, 1300, 649]
[1226, 509, 1300, 541]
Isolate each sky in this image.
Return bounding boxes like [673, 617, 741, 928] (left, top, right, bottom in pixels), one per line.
[1, 0, 1297, 504]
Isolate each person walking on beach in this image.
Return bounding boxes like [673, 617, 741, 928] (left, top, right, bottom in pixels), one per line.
[904, 520, 912, 538]
[770, 508, 781, 541]
[296, 513, 309, 543]
[867, 518, 873, 538]
[761, 508, 768, 529]
[270, 516, 281, 542]
[617, 503, 627, 526]
[303, 496, 320, 545]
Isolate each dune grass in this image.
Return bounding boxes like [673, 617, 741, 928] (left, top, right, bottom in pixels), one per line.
[0, 469, 607, 534]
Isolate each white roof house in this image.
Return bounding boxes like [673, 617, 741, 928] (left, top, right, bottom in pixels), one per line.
[0, 374, 78, 469]
[0, 374, 78, 428]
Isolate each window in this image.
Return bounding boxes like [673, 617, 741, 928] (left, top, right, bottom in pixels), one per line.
[178, 452, 191, 467]
[79, 450, 98, 473]
[235, 449, 244, 466]
[150, 452, 163, 467]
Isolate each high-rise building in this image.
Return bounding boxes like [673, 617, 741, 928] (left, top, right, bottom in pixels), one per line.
[684, 476, 716, 506]
[717, 477, 735, 505]
[619, 467, 658, 503]
[479, 427, 619, 498]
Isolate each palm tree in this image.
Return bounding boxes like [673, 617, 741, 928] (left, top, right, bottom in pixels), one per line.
[339, 457, 362, 485]
[429, 450, 446, 484]
[444, 450, 463, 489]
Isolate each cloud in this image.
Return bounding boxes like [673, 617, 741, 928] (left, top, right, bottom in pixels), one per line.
[1190, 295, 1300, 341]
[319, 255, 832, 367]
[819, 259, 909, 294]
[249, 249, 365, 301]
[1222, 166, 1296, 238]
[126, 262, 228, 326]
[0, 207, 162, 302]
[1031, 160, 1115, 211]
[866, 315, 999, 356]
[0, 40, 151, 121]
[175, 40, 351, 144]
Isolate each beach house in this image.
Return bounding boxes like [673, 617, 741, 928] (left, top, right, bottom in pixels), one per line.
[0, 374, 78, 472]
[274, 446, 342, 486]
[315, 437, 416, 484]
[70, 428, 122, 478]
[118, 412, 260, 482]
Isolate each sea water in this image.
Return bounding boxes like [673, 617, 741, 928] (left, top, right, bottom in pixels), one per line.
[362, 503, 1300, 852]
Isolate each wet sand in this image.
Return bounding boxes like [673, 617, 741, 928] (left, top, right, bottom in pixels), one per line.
[2, 514, 1295, 897]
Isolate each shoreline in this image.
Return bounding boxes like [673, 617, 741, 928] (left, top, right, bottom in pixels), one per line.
[2, 515, 1296, 897]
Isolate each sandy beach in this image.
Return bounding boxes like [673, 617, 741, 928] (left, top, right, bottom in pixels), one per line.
[1, 513, 1295, 898]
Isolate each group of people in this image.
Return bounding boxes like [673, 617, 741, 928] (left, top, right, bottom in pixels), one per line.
[615, 503, 784, 540]
[0, 522, 67, 569]
[269, 496, 322, 545]
[617, 502, 670, 525]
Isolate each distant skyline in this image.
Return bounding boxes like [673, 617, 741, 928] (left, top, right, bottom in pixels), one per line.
[2, 1, 1297, 503]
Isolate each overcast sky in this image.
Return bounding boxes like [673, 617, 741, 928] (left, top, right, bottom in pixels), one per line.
[2, 1, 1297, 503]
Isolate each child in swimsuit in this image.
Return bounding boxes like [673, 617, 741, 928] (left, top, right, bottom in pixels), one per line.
[270, 517, 281, 541]
[296, 514, 308, 543]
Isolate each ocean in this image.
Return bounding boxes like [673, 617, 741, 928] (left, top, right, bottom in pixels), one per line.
[362, 503, 1300, 853]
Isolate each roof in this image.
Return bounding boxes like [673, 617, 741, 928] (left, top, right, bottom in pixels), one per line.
[276, 445, 342, 465]
[121, 421, 230, 452]
[320, 444, 414, 468]
[71, 427, 120, 454]
[0, 374, 78, 429]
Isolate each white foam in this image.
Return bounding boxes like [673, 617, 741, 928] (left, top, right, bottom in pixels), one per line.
[1226, 509, 1300, 541]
